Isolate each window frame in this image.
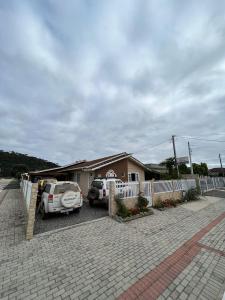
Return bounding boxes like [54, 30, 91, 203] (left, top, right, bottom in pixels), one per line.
[128, 172, 139, 182]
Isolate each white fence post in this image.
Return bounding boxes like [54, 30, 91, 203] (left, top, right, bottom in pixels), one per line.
[205, 177, 208, 191]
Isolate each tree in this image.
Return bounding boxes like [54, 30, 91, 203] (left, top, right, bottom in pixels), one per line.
[160, 157, 175, 174]
[160, 158, 191, 178]
[160, 157, 178, 178]
[11, 164, 29, 179]
[0, 150, 59, 177]
[179, 163, 191, 174]
[193, 163, 208, 176]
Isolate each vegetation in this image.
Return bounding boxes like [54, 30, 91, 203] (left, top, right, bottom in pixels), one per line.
[0, 150, 59, 178]
[115, 194, 152, 219]
[115, 196, 131, 218]
[137, 193, 149, 212]
[154, 197, 164, 209]
[192, 163, 208, 176]
[183, 188, 200, 202]
[154, 197, 177, 209]
[160, 157, 208, 178]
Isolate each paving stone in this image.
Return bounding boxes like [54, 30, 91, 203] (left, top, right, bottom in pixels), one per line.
[1, 186, 225, 300]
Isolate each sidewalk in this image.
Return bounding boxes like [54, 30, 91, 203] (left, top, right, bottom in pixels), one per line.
[0, 188, 225, 299]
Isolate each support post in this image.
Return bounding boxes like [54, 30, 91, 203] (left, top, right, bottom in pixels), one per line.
[26, 183, 38, 240]
[188, 141, 194, 175]
[219, 154, 224, 177]
[151, 179, 155, 206]
[108, 181, 116, 217]
[172, 135, 180, 178]
[205, 176, 208, 192]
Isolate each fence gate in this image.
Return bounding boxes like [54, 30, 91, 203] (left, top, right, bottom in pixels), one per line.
[142, 182, 152, 207]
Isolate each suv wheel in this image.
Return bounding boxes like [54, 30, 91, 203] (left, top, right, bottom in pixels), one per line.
[89, 199, 94, 207]
[87, 187, 99, 201]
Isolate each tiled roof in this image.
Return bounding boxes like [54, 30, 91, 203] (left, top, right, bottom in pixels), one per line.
[30, 152, 150, 175]
[30, 152, 130, 174]
[58, 152, 130, 172]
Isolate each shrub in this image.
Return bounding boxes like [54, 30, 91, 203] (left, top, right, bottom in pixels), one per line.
[183, 188, 200, 202]
[137, 193, 149, 212]
[154, 197, 178, 209]
[129, 207, 140, 216]
[163, 199, 177, 207]
[115, 196, 130, 218]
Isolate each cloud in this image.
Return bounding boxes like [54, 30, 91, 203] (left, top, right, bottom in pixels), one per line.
[0, 0, 225, 167]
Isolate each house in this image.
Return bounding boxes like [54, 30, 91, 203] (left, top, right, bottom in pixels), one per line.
[29, 152, 150, 196]
[144, 163, 168, 180]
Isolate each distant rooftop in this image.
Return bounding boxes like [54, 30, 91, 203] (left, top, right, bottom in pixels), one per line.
[145, 163, 168, 174]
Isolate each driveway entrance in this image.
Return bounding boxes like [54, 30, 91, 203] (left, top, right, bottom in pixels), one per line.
[34, 200, 108, 234]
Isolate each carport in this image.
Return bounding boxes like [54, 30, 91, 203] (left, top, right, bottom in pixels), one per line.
[34, 200, 108, 235]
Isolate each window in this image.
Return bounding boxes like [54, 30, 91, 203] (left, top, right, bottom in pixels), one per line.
[77, 173, 80, 183]
[92, 181, 103, 189]
[73, 173, 80, 183]
[44, 184, 51, 193]
[128, 172, 139, 182]
[54, 183, 79, 194]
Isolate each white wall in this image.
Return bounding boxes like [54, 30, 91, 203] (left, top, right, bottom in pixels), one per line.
[21, 179, 33, 211]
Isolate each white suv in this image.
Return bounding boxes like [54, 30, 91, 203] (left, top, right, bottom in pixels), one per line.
[39, 181, 83, 219]
[87, 178, 123, 206]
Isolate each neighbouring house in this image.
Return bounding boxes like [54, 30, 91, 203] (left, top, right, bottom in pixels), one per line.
[29, 152, 151, 196]
[144, 163, 168, 180]
[208, 168, 225, 177]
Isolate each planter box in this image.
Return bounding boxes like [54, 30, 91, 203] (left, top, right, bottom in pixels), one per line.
[114, 210, 154, 223]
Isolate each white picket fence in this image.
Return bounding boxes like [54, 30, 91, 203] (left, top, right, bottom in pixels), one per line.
[199, 177, 225, 193]
[115, 182, 140, 199]
[153, 179, 196, 194]
[20, 179, 33, 211]
[115, 179, 197, 207]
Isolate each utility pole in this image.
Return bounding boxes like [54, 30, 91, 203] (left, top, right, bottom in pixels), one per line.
[219, 154, 224, 177]
[188, 141, 194, 175]
[172, 135, 180, 177]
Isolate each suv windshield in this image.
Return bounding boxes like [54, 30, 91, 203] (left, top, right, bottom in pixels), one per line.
[92, 181, 103, 189]
[54, 183, 79, 194]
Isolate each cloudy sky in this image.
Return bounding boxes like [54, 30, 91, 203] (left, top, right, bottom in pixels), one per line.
[1, 0, 225, 167]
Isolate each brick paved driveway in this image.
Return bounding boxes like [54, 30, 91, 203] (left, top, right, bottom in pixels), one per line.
[1, 187, 225, 300]
[34, 201, 108, 234]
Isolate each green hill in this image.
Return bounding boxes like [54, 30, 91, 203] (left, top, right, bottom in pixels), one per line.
[0, 150, 59, 178]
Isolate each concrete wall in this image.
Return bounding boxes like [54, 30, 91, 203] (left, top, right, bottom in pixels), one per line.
[153, 191, 182, 206]
[122, 197, 138, 209]
[74, 172, 89, 196]
[127, 160, 145, 182]
[21, 180, 38, 240]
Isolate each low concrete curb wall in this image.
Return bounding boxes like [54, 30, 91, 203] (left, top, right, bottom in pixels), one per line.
[153, 191, 182, 206]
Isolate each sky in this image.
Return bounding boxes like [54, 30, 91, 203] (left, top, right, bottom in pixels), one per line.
[0, 0, 225, 167]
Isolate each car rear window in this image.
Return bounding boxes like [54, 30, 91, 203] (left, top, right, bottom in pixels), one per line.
[54, 183, 79, 194]
[44, 184, 51, 193]
[92, 181, 103, 189]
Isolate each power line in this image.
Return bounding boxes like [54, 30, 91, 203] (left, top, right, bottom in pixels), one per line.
[179, 135, 225, 143]
[133, 139, 171, 155]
